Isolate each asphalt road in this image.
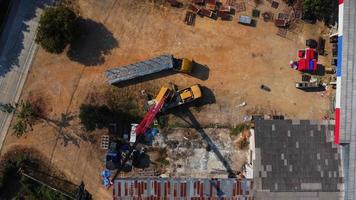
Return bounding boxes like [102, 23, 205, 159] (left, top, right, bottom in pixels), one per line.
[0, 0, 50, 151]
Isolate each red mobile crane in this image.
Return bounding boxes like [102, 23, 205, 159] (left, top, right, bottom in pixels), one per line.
[108, 84, 202, 187]
[108, 93, 169, 187]
[134, 96, 167, 136]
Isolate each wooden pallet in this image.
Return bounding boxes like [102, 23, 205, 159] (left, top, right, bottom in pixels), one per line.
[100, 135, 110, 149]
[235, 2, 246, 13]
[278, 13, 289, 20]
[184, 11, 196, 26]
[276, 28, 288, 38]
[226, 0, 237, 6]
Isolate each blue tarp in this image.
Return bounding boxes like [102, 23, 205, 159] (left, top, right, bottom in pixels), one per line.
[101, 170, 111, 187]
[145, 128, 159, 145]
[309, 60, 314, 71]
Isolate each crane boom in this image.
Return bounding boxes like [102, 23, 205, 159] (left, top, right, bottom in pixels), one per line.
[134, 96, 167, 136]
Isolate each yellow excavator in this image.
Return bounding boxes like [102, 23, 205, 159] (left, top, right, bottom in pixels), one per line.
[154, 84, 202, 112]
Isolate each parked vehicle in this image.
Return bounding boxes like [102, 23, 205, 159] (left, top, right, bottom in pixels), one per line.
[239, 16, 252, 25]
[295, 81, 319, 89]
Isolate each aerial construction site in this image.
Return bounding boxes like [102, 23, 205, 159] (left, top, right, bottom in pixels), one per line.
[0, 0, 343, 199]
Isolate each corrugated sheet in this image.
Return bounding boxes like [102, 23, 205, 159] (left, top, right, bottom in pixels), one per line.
[105, 54, 174, 84]
[113, 178, 254, 200]
[339, 0, 356, 199]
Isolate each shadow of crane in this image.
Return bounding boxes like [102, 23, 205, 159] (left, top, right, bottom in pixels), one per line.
[173, 108, 237, 178]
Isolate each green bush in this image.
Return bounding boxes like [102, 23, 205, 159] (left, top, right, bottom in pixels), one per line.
[230, 123, 251, 136]
[12, 100, 38, 136]
[0, 154, 69, 200]
[302, 0, 338, 25]
[36, 6, 78, 53]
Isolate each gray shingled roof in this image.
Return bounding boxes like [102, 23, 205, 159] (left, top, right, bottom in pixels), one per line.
[253, 120, 343, 200]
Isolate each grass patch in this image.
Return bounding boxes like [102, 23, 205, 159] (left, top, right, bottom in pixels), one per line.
[230, 123, 251, 136]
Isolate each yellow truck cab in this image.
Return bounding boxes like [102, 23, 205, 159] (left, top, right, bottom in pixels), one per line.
[173, 57, 193, 73]
[179, 58, 193, 73]
[179, 84, 202, 103]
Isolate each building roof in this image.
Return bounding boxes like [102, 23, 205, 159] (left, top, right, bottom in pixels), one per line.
[253, 119, 343, 200]
[113, 178, 254, 199]
[336, 0, 356, 199]
[338, 0, 356, 144]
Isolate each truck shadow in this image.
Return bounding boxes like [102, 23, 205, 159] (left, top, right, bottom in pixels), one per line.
[67, 18, 118, 66]
[189, 61, 210, 80]
[298, 86, 326, 92]
[195, 86, 216, 106]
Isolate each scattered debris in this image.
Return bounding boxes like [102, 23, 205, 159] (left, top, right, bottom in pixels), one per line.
[276, 27, 288, 38]
[184, 11, 197, 26]
[274, 19, 289, 27]
[235, 2, 246, 13]
[262, 11, 272, 22]
[237, 102, 247, 108]
[252, 9, 260, 18]
[260, 85, 271, 92]
[166, 0, 183, 8]
[271, 1, 279, 9]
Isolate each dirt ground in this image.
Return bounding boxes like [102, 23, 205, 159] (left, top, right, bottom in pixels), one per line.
[1, 0, 335, 199]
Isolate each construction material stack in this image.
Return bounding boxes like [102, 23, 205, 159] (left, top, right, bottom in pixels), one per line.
[105, 54, 193, 85]
[290, 48, 318, 72]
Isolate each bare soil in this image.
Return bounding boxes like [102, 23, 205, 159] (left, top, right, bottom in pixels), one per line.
[1, 0, 335, 199]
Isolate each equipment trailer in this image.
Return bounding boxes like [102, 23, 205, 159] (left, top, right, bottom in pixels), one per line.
[105, 54, 193, 85]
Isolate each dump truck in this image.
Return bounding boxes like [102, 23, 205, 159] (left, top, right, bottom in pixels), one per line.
[105, 54, 193, 85]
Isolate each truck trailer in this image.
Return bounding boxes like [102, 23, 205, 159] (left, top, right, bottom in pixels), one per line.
[105, 54, 193, 85]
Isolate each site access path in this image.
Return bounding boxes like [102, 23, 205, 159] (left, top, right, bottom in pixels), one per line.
[0, 0, 51, 151]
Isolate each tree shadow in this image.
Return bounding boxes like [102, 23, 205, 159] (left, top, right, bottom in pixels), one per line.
[0, 0, 50, 77]
[79, 104, 139, 135]
[67, 18, 118, 66]
[189, 61, 210, 80]
[39, 113, 80, 148]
